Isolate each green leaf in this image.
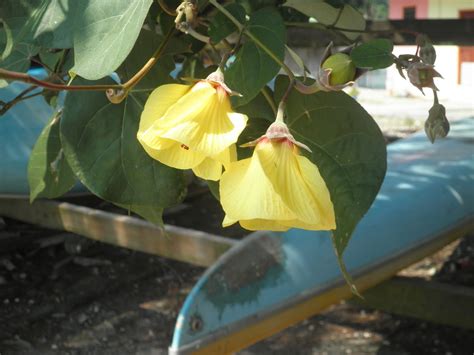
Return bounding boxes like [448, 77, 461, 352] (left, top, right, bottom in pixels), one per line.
[283, 0, 366, 40]
[236, 0, 280, 14]
[425, 103, 449, 143]
[208, 3, 246, 44]
[115, 202, 164, 225]
[0, 42, 38, 73]
[275, 76, 387, 254]
[0, 30, 38, 87]
[28, 111, 77, 202]
[38, 49, 62, 70]
[178, 56, 217, 80]
[225, 7, 286, 106]
[351, 39, 394, 70]
[236, 90, 276, 159]
[236, 89, 276, 123]
[71, 0, 153, 80]
[60, 78, 187, 212]
[60, 30, 188, 225]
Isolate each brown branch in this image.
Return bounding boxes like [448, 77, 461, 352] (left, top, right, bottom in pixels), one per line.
[0, 69, 122, 92]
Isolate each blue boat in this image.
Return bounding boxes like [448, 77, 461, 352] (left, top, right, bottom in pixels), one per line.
[169, 118, 474, 354]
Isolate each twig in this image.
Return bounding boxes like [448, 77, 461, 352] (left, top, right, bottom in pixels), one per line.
[0, 86, 42, 115]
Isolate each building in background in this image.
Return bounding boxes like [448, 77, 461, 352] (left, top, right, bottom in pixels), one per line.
[383, 0, 474, 98]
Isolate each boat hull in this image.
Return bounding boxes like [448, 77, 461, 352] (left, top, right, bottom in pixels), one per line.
[170, 118, 474, 354]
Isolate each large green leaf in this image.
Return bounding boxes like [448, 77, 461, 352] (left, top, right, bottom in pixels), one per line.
[283, 0, 365, 40]
[60, 78, 187, 211]
[28, 111, 77, 202]
[351, 39, 394, 70]
[2, 1, 159, 80]
[226, 8, 286, 106]
[275, 76, 387, 254]
[71, 0, 153, 80]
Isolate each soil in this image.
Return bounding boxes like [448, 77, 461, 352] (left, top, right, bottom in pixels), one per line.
[0, 189, 473, 355]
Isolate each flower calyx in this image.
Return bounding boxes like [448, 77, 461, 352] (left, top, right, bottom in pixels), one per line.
[407, 62, 442, 94]
[205, 67, 242, 97]
[242, 120, 311, 153]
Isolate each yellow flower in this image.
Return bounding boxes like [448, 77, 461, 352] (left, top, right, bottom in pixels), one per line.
[137, 70, 248, 181]
[220, 121, 336, 231]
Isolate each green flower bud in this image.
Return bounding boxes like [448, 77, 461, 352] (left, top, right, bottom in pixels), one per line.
[322, 53, 356, 86]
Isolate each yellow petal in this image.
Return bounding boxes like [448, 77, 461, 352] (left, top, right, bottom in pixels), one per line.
[155, 82, 248, 156]
[192, 143, 239, 181]
[138, 84, 191, 134]
[138, 82, 214, 150]
[222, 215, 237, 227]
[256, 141, 335, 229]
[220, 151, 296, 223]
[141, 140, 205, 169]
[220, 138, 336, 232]
[215, 144, 237, 170]
[192, 157, 222, 181]
[296, 155, 336, 229]
[239, 219, 290, 231]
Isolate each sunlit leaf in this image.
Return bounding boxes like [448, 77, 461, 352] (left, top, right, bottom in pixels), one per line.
[71, 0, 153, 80]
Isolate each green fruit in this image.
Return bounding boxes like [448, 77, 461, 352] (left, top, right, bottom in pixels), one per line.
[322, 53, 356, 86]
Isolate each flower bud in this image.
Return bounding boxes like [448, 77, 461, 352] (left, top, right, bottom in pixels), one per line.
[315, 42, 365, 92]
[322, 53, 356, 86]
